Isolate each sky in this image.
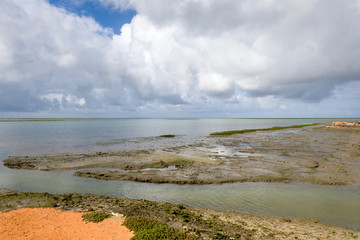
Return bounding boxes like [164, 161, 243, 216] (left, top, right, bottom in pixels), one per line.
[0, 0, 360, 118]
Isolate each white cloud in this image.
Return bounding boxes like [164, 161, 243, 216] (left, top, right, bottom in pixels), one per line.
[0, 0, 360, 117]
[54, 54, 78, 68]
[0, 0, 113, 111]
[104, 0, 360, 102]
[257, 96, 287, 110]
[198, 72, 233, 97]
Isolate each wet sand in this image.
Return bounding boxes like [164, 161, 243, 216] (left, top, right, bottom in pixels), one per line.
[3, 123, 360, 185]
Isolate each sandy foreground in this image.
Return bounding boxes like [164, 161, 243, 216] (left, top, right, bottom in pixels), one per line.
[0, 208, 133, 240]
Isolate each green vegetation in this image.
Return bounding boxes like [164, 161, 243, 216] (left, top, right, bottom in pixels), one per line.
[161, 203, 248, 239]
[163, 204, 199, 223]
[166, 119, 198, 120]
[211, 232, 231, 239]
[0, 192, 57, 209]
[210, 123, 319, 136]
[124, 216, 197, 240]
[159, 134, 176, 138]
[82, 211, 110, 223]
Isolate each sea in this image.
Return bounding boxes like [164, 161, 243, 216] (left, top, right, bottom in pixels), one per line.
[0, 118, 359, 230]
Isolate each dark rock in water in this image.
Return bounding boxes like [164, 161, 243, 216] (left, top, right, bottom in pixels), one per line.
[3, 156, 38, 170]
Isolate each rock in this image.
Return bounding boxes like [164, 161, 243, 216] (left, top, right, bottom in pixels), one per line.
[0, 188, 19, 196]
[38, 166, 50, 171]
[329, 121, 360, 128]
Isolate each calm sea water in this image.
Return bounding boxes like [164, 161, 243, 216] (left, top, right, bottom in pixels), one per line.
[0, 118, 359, 230]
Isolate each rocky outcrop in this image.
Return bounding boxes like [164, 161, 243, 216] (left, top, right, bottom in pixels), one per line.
[329, 121, 360, 128]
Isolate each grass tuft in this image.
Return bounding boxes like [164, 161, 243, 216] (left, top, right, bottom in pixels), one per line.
[124, 216, 197, 240]
[82, 211, 110, 223]
[210, 123, 319, 136]
[159, 134, 176, 138]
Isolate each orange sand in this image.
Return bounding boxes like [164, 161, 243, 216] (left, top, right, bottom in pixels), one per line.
[0, 208, 134, 240]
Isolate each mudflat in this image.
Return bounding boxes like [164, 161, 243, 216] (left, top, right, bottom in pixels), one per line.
[3, 123, 360, 185]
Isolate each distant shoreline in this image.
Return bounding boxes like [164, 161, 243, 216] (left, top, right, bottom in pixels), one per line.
[1, 117, 360, 122]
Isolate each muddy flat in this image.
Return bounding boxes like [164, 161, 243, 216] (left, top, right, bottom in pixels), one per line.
[3, 123, 360, 185]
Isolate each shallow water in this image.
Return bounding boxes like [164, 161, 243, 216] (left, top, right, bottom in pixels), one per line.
[1, 118, 360, 230]
[1, 164, 359, 230]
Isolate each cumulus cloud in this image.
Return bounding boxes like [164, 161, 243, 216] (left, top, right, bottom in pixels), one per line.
[1, 0, 360, 117]
[118, 0, 360, 100]
[0, 0, 114, 111]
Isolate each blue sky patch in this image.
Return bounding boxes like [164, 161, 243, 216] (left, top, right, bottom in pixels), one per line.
[49, 0, 136, 34]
